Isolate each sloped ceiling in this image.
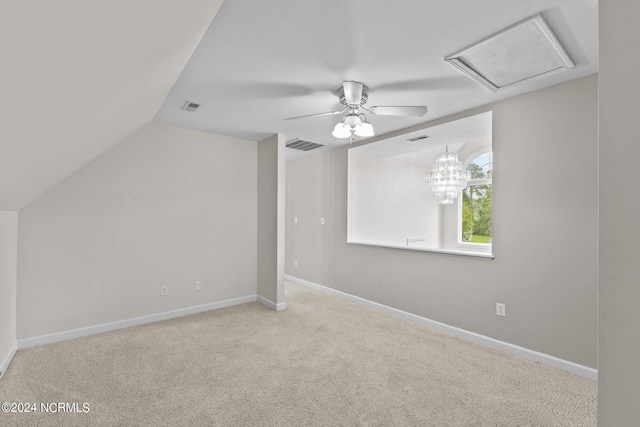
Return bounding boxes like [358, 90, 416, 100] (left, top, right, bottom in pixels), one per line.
[0, 0, 224, 210]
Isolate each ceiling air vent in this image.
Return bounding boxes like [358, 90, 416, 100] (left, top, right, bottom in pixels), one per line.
[445, 14, 574, 93]
[182, 101, 200, 112]
[406, 135, 430, 142]
[286, 138, 324, 151]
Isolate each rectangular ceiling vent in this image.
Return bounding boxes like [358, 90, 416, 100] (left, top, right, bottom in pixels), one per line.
[445, 14, 575, 93]
[182, 101, 200, 112]
[286, 138, 324, 151]
[406, 135, 430, 142]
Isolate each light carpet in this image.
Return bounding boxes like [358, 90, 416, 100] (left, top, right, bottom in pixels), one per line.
[0, 281, 596, 426]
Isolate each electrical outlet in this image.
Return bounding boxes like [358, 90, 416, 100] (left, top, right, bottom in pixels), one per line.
[294, 217, 298, 224]
[195, 281, 201, 291]
[161, 286, 168, 296]
[496, 303, 506, 317]
[294, 260, 298, 268]
[320, 217, 326, 225]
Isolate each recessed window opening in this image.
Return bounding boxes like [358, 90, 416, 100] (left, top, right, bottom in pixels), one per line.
[347, 111, 493, 259]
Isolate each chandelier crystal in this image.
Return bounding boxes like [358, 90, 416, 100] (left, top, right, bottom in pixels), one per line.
[425, 147, 471, 205]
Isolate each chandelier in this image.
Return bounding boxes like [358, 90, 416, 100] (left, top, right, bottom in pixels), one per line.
[425, 147, 471, 205]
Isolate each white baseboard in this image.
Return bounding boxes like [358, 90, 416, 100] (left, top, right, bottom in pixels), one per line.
[18, 295, 258, 350]
[258, 295, 287, 311]
[285, 275, 597, 381]
[0, 342, 17, 380]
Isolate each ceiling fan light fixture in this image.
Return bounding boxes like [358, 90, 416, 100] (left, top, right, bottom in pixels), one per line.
[343, 114, 362, 128]
[355, 121, 374, 137]
[332, 121, 351, 139]
[286, 81, 426, 142]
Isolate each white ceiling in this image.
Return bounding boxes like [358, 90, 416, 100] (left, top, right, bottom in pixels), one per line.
[0, 0, 597, 210]
[154, 0, 598, 159]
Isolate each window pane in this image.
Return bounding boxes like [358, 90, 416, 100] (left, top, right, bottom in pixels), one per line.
[466, 152, 493, 179]
[462, 184, 492, 243]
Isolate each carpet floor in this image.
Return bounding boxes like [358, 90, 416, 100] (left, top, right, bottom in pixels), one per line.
[0, 281, 596, 426]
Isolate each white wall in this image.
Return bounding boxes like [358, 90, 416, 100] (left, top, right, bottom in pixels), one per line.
[0, 211, 18, 377]
[286, 74, 598, 368]
[598, 0, 640, 424]
[17, 123, 257, 339]
[348, 151, 439, 248]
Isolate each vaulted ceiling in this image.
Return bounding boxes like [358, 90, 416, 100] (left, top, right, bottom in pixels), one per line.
[0, 0, 597, 209]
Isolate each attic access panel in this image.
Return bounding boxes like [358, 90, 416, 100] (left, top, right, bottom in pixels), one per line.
[445, 14, 575, 92]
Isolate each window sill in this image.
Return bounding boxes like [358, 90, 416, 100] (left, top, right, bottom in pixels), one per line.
[346, 241, 494, 260]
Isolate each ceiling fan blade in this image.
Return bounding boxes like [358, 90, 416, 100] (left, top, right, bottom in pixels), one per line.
[368, 106, 428, 117]
[342, 81, 364, 105]
[284, 109, 345, 121]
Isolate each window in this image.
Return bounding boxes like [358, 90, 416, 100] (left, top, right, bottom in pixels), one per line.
[460, 152, 492, 244]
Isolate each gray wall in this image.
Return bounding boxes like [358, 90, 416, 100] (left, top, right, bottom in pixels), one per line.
[0, 211, 18, 374]
[598, 0, 640, 424]
[17, 123, 257, 339]
[286, 74, 598, 368]
[257, 134, 286, 307]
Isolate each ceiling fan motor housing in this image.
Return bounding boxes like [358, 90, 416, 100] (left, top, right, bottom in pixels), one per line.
[339, 82, 369, 106]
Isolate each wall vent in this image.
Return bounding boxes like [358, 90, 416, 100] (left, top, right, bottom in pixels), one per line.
[406, 135, 430, 142]
[286, 138, 324, 151]
[182, 101, 200, 112]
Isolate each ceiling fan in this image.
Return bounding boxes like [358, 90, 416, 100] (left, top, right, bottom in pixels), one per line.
[284, 81, 428, 142]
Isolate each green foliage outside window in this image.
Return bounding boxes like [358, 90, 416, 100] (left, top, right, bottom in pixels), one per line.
[461, 155, 492, 243]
